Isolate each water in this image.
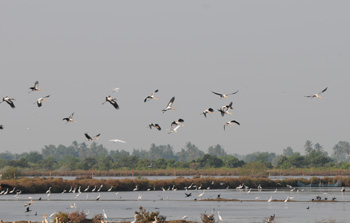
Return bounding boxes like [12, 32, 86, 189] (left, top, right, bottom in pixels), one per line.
[0, 187, 349, 222]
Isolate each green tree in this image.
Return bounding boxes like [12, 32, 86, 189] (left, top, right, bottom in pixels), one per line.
[1, 167, 22, 179]
[208, 144, 226, 157]
[304, 140, 313, 155]
[283, 147, 294, 157]
[332, 141, 350, 162]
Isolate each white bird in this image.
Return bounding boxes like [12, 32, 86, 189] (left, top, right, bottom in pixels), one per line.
[268, 196, 272, 202]
[247, 188, 252, 193]
[109, 139, 126, 143]
[131, 214, 137, 223]
[284, 196, 289, 203]
[98, 184, 103, 192]
[96, 193, 101, 201]
[91, 185, 97, 192]
[224, 120, 240, 130]
[103, 209, 108, 219]
[198, 190, 205, 199]
[46, 187, 52, 194]
[103, 95, 119, 109]
[305, 87, 328, 98]
[36, 95, 50, 107]
[133, 185, 139, 191]
[212, 90, 239, 98]
[112, 88, 120, 92]
[182, 216, 188, 220]
[29, 81, 43, 93]
[70, 202, 76, 209]
[84, 185, 90, 192]
[218, 211, 223, 223]
[108, 186, 113, 192]
[162, 96, 176, 113]
[138, 194, 142, 200]
[49, 211, 56, 218]
[1, 96, 16, 108]
[144, 89, 159, 102]
[273, 188, 277, 193]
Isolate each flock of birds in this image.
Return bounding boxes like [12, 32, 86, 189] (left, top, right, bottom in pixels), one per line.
[0, 81, 329, 144]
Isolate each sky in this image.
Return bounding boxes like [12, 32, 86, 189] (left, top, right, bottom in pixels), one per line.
[1, 1, 350, 156]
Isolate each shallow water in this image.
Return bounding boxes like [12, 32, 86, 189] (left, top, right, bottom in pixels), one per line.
[0, 187, 349, 222]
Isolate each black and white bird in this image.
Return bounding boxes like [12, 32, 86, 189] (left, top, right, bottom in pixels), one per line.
[62, 112, 76, 123]
[103, 96, 119, 109]
[201, 108, 214, 118]
[1, 96, 16, 108]
[224, 120, 240, 130]
[305, 87, 328, 99]
[212, 90, 238, 98]
[36, 95, 50, 107]
[29, 81, 42, 93]
[144, 89, 159, 102]
[171, 119, 184, 128]
[218, 102, 233, 117]
[162, 97, 175, 113]
[149, 123, 161, 131]
[84, 133, 101, 141]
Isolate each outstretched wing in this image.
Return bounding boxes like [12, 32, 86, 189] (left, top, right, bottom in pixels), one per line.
[227, 90, 239, 95]
[211, 91, 222, 96]
[167, 97, 175, 107]
[231, 120, 240, 125]
[84, 133, 92, 140]
[319, 87, 328, 94]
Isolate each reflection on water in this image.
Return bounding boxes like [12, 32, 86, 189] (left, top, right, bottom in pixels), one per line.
[0, 186, 349, 222]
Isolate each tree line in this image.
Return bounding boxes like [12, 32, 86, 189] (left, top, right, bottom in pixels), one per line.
[0, 140, 350, 177]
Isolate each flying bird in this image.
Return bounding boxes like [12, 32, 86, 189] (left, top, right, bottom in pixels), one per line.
[162, 96, 175, 113]
[144, 89, 159, 102]
[29, 81, 42, 93]
[112, 88, 120, 92]
[168, 124, 182, 134]
[212, 90, 239, 98]
[171, 119, 184, 128]
[201, 108, 214, 118]
[149, 123, 161, 131]
[85, 133, 101, 141]
[109, 139, 126, 143]
[62, 112, 76, 123]
[1, 96, 16, 108]
[103, 95, 119, 109]
[305, 87, 328, 98]
[36, 95, 50, 107]
[224, 120, 240, 130]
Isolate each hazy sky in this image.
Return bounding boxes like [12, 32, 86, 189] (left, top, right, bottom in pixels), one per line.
[1, 1, 350, 155]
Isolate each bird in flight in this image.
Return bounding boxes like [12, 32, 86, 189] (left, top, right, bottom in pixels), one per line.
[62, 112, 76, 123]
[109, 139, 126, 143]
[103, 96, 119, 109]
[36, 95, 50, 107]
[224, 120, 240, 130]
[29, 81, 42, 93]
[171, 119, 184, 128]
[1, 96, 16, 109]
[84, 133, 101, 141]
[144, 89, 159, 102]
[218, 102, 233, 117]
[162, 96, 176, 113]
[149, 123, 161, 131]
[201, 108, 214, 118]
[305, 87, 328, 99]
[212, 90, 238, 98]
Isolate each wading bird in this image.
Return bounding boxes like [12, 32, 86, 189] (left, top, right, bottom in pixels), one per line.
[305, 87, 328, 99]
[109, 139, 126, 143]
[85, 133, 101, 141]
[218, 211, 223, 223]
[103, 95, 119, 109]
[162, 97, 175, 113]
[63, 112, 76, 123]
[149, 123, 161, 131]
[212, 90, 238, 98]
[1, 96, 16, 108]
[201, 108, 214, 118]
[224, 120, 240, 130]
[36, 95, 50, 107]
[144, 89, 159, 102]
[29, 81, 42, 93]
